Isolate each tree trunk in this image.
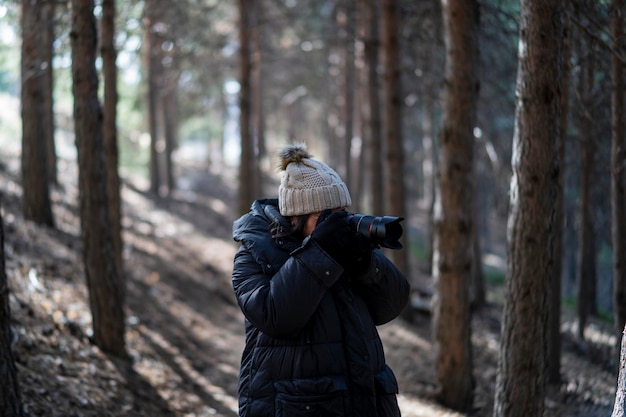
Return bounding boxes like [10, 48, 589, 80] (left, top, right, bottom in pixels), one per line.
[0, 209, 24, 417]
[576, 35, 597, 341]
[423, 96, 436, 274]
[42, 0, 57, 185]
[342, 1, 356, 193]
[101, 0, 124, 281]
[71, 0, 126, 357]
[362, 0, 384, 215]
[611, 0, 626, 357]
[547, 13, 571, 385]
[238, 0, 257, 216]
[251, 0, 265, 196]
[21, 0, 54, 227]
[144, 0, 162, 196]
[471, 195, 486, 309]
[493, 2, 564, 416]
[432, 0, 478, 411]
[613, 325, 626, 417]
[381, 0, 408, 274]
[163, 72, 179, 195]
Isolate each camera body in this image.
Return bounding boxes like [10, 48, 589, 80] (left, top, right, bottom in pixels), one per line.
[346, 213, 404, 250]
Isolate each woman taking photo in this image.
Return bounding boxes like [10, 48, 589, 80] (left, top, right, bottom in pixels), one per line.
[232, 144, 409, 417]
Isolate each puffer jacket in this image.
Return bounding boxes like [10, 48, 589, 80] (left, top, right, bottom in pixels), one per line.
[232, 199, 410, 417]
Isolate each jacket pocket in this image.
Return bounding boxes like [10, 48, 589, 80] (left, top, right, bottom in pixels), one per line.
[274, 376, 347, 417]
[374, 365, 401, 417]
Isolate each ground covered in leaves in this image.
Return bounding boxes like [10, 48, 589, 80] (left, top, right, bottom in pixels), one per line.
[0, 148, 619, 417]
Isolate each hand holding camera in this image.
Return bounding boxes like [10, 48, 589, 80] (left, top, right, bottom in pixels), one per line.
[311, 210, 374, 275]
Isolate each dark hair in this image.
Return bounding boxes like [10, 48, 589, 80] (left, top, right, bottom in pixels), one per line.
[271, 214, 309, 240]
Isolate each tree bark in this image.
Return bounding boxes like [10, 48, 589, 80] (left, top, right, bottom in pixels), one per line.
[144, 0, 162, 196]
[101, 0, 124, 282]
[493, 1, 564, 416]
[611, 0, 626, 357]
[238, 0, 258, 216]
[362, 0, 384, 215]
[613, 325, 626, 417]
[342, 1, 356, 193]
[547, 13, 571, 385]
[576, 33, 597, 340]
[250, 0, 265, 197]
[71, 0, 126, 357]
[0, 209, 25, 417]
[42, 0, 57, 185]
[21, 0, 54, 227]
[381, 0, 408, 274]
[163, 71, 179, 195]
[432, 0, 478, 411]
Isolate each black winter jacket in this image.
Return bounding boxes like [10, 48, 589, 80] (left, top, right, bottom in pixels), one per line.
[232, 199, 410, 417]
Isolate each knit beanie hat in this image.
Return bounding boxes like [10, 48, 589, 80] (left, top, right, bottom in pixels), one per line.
[278, 144, 352, 216]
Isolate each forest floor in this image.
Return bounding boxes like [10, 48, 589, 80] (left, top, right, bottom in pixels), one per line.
[0, 146, 620, 417]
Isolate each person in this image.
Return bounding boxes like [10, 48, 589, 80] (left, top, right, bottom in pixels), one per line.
[231, 144, 410, 417]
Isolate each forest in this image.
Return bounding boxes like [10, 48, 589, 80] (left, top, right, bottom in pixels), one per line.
[1, 0, 626, 416]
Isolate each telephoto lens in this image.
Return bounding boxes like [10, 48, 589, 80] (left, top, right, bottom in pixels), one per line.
[347, 213, 404, 249]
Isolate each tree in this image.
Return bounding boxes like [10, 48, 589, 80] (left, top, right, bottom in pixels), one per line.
[71, 0, 126, 357]
[361, 0, 384, 215]
[381, 0, 408, 274]
[611, 0, 626, 355]
[21, 0, 54, 227]
[493, 1, 565, 416]
[432, 0, 478, 411]
[143, 0, 165, 196]
[576, 32, 598, 341]
[101, 0, 124, 281]
[548, 12, 572, 385]
[0, 209, 25, 417]
[142, 0, 182, 197]
[613, 325, 626, 417]
[42, 0, 57, 185]
[237, 0, 260, 216]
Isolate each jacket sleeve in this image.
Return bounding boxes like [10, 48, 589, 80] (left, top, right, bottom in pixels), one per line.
[232, 239, 344, 338]
[352, 250, 410, 325]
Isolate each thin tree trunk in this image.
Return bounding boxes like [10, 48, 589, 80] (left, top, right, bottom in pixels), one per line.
[250, 0, 264, 197]
[21, 0, 54, 227]
[576, 36, 596, 341]
[547, 13, 571, 385]
[432, 0, 478, 411]
[71, 0, 126, 357]
[342, 1, 356, 192]
[42, 0, 57, 185]
[363, 0, 383, 215]
[613, 325, 626, 417]
[163, 74, 178, 195]
[238, 0, 256, 216]
[101, 0, 124, 281]
[493, 1, 564, 416]
[0, 209, 24, 417]
[423, 88, 438, 275]
[382, 0, 408, 274]
[144, 0, 161, 196]
[611, 0, 626, 357]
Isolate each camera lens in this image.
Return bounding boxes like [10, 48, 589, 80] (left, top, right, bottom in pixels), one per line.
[347, 213, 404, 249]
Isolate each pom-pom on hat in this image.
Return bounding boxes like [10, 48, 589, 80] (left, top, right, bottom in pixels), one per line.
[278, 144, 352, 216]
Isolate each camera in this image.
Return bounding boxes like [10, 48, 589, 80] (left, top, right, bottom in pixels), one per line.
[346, 213, 404, 250]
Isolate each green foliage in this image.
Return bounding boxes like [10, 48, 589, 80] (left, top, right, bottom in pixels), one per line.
[180, 115, 223, 144]
[484, 265, 506, 286]
[562, 295, 577, 310]
[408, 238, 428, 262]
